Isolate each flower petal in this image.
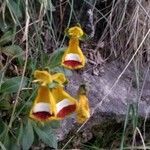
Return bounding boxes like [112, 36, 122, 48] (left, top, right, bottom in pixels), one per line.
[52, 87, 77, 119]
[56, 99, 76, 118]
[76, 95, 90, 123]
[68, 26, 84, 38]
[34, 70, 52, 85]
[52, 73, 67, 85]
[64, 60, 82, 68]
[29, 86, 56, 122]
[65, 53, 81, 61]
[61, 38, 86, 69]
[32, 103, 52, 120]
[63, 53, 82, 68]
[33, 102, 50, 113]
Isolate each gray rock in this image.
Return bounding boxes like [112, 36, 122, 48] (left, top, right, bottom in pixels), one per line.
[56, 62, 150, 141]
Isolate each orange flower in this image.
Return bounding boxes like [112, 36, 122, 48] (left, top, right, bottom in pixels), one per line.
[61, 26, 86, 69]
[29, 86, 56, 122]
[52, 87, 77, 119]
[30, 70, 77, 122]
[76, 85, 90, 123]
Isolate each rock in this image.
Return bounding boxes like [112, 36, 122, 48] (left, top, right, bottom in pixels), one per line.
[56, 62, 150, 142]
[51, 0, 114, 39]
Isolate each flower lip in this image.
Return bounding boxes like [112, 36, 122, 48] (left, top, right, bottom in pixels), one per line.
[33, 102, 50, 113]
[64, 61, 82, 68]
[64, 53, 82, 68]
[65, 53, 81, 62]
[56, 99, 76, 118]
[56, 99, 74, 112]
[32, 102, 52, 120]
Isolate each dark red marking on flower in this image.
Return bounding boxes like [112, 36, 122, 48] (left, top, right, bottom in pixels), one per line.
[33, 111, 52, 120]
[64, 60, 81, 68]
[57, 104, 76, 118]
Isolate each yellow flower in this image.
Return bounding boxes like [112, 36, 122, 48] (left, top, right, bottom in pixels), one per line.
[61, 26, 86, 69]
[30, 70, 71, 122]
[52, 87, 77, 119]
[33, 70, 67, 86]
[76, 85, 90, 123]
[33, 70, 52, 86]
[51, 73, 67, 85]
[29, 86, 56, 122]
[68, 26, 84, 38]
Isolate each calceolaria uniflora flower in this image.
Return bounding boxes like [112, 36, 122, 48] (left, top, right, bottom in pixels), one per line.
[30, 70, 78, 122]
[76, 85, 90, 123]
[29, 86, 56, 121]
[61, 26, 86, 69]
[30, 70, 68, 122]
[52, 87, 77, 119]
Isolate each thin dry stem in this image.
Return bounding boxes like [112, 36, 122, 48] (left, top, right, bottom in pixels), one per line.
[8, 0, 30, 129]
[131, 127, 146, 150]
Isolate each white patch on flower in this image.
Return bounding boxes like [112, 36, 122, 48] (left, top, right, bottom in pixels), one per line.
[56, 99, 74, 113]
[33, 102, 50, 113]
[65, 53, 80, 62]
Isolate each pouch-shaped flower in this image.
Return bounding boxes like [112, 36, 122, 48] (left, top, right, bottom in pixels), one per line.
[30, 86, 56, 122]
[76, 94, 90, 123]
[61, 26, 86, 69]
[76, 85, 90, 123]
[52, 87, 77, 119]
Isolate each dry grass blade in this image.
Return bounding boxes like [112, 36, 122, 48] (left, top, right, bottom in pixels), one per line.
[131, 127, 146, 150]
[8, 0, 30, 129]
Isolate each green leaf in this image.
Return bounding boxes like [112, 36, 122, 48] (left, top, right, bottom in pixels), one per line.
[0, 100, 11, 110]
[48, 81, 59, 89]
[17, 122, 23, 145]
[8, 0, 23, 19]
[0, 30, 14, 46]
[38, 0, 55, 11]
[22, 120, 34, 150]
[8, 137, 20, 150]
[9, 144, 20, 150]
[0, 141, 7, 150]
[44, 120, 60, 129]
[0, 17, 11, 32]
[0, 121, 5, 136]
[0, 126, 20, 150]
[48, 47, 66, 69]
[1, 45, 24, 58]
[3, 134, 10, 150]
[0, 70, 4, 81]
[33, 124, 57, 149]
[51, 66, 73, 77]
[0, 76, 28, 94]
